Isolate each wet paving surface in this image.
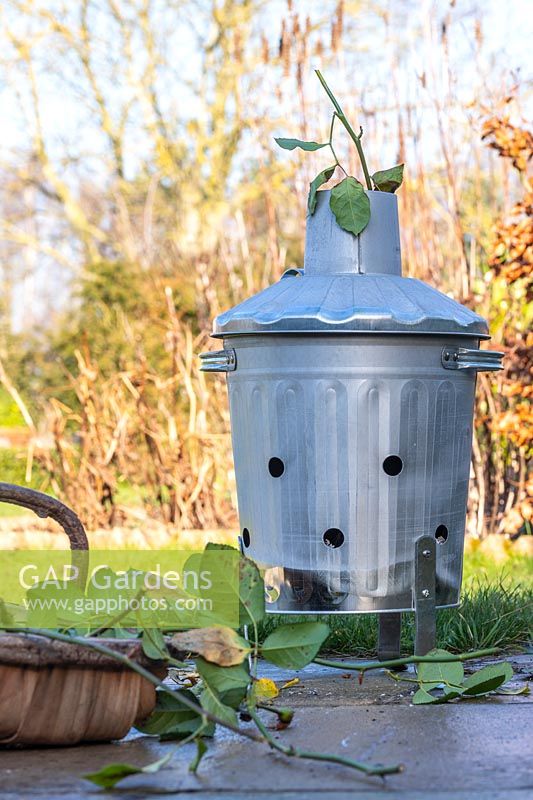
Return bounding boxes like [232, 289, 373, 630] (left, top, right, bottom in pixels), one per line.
[0, 655, 531, 799]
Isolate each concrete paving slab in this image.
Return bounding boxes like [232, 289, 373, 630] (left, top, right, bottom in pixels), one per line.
[2, 793, 532, 800]
[0, 658, 531, 799]
[256, 654, 533, 706]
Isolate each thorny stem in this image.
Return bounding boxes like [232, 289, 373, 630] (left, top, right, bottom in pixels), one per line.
[26, 628, 402, 779]
[85, 588, 145, 637]
[328, 114, 348, 176]
[247, 705, 402, 777]
[256, 702, 294, 722]
[314, 647, 500, 673]
[166, 654, 189, 669]
[385, 670, 423, 684]
[22, 628, 260, 743]
[185, 719, 211, 773]
[251, 620, 259, 678]
[142, 626, 188, 669]
[385, 670, 464, 691]
[315, 69, 373, 191]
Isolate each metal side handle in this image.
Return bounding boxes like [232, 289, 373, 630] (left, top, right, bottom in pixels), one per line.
[442, 346, 504, 372]
[281, 267, 304, 278]
[199, 348, 236, 373]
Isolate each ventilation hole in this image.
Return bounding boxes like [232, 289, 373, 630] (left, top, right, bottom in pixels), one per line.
[268, 457, 285, 478]
[435, 524, 448, 544]
[265, 584, 280, 603]
[383, 455, 403, 476]
[323, 528, 344, 549]
[242, 528, 251, 548]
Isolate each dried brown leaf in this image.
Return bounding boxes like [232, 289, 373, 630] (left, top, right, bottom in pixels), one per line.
[170, 627, 250, 667]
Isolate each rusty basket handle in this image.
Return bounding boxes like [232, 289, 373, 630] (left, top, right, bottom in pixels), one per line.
[0, 483, 89, 585]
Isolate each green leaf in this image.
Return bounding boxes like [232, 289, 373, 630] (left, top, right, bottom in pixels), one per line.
[308, 165, 336, 214]
[0, 599, 14, 627]
[412, 688, 434, 705]
[461, 663, 513, 697]
[141, 628, 168, 660]
[84, 764, 143, 789]
[371, 163, 404, 193]
[189, 738, 208, 773]
[261, 622, 330, 669]
[195, 658, 249, 731]
[135, 689, 206, 738]
[275, 137, 328, 151]
[237, 555, 265, 627]
[204, 543, 238, 551]
[195, 658, 250, 708]
[200, 685, 238, 728]
[83, 752, 173, 789]
[417, 649, 464, 691]
[412, 687, 462, 705]
[204, 544, 265, 627]
[329, 177, 370, 236]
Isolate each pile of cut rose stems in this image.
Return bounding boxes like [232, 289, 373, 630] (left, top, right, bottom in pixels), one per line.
[21, 628, 499, 780]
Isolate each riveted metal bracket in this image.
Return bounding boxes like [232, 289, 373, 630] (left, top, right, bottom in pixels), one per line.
[199, 348, 237, 373]
[378, 612, 402, 661]
[442, 346, 504, 372]
[414, 535, 436, 656]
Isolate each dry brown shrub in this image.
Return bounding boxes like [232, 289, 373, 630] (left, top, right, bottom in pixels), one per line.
[35, 292, 236, 531]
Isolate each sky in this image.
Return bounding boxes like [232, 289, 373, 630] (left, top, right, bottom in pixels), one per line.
[0, 0, 530, 329]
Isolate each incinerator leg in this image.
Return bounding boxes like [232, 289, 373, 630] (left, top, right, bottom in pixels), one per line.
[414, 534, 437, 655]
[378, 613, 402, 660]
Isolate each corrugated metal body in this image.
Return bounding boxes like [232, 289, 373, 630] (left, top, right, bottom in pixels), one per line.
[227, 335, 474, 611]
[201, 189, 503, 612]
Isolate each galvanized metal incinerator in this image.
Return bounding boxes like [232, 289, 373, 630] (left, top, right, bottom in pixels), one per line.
[200, 190, 503, 655]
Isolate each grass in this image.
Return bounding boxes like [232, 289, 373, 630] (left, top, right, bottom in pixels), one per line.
[0, 449, 49, 516]
[257, 558, 533, 656]
[0, 388, 28, 428]
[462, 548, 533, 588]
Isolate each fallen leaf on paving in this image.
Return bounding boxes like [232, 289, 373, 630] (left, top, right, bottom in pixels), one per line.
[252, 677, 280, 700]
[280, 678, 300, 690]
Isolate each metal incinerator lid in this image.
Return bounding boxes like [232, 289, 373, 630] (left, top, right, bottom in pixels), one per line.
[213, 191, 489, 339]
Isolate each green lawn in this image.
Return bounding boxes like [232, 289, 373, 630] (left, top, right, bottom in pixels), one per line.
[462, 548, 532, 588]
[258, 551, 533, 656]
[0, 389, 28, 428]
[0, 449, 49, 516]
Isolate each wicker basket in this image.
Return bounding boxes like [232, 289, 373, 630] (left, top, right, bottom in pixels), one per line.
[0, 634, 166, 745]
[0, 484, 166, 746]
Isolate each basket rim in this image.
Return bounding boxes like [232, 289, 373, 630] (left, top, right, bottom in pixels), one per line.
[0, 632, 179, 671]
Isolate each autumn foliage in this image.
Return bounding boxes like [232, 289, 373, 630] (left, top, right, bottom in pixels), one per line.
[470, 111, 532, 536]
